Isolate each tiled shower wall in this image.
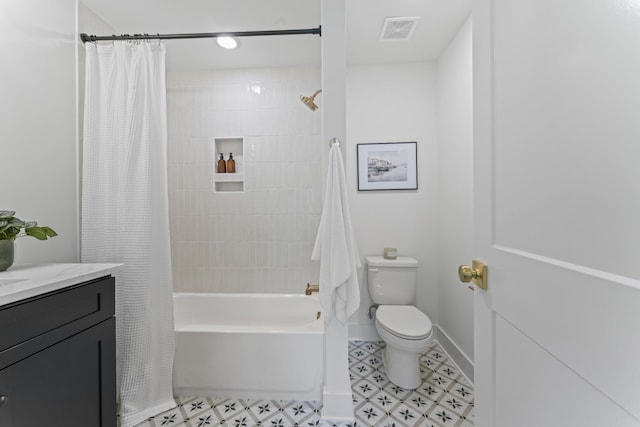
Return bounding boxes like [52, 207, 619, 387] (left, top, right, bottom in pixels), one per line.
[167, 67, 322, 294]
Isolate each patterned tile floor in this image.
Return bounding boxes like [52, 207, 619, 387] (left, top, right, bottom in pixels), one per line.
[137, 341, 474, 427]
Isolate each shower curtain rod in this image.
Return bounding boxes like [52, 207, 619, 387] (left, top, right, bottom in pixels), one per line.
[80, 26, 321, 43]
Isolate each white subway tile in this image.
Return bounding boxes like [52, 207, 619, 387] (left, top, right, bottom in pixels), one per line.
[169, 67, 323, 293]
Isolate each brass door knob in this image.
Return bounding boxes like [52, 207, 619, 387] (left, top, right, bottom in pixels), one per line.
[458, 265, 476, 282]
[458, 260, 488, 290]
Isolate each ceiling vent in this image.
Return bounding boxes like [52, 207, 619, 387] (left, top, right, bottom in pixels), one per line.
[379, 16, 420, 42]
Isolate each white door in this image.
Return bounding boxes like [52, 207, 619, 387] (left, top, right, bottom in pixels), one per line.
[473, 1, 640, 426]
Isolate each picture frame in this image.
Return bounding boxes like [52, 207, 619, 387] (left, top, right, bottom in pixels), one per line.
[357, 142, 418, 191]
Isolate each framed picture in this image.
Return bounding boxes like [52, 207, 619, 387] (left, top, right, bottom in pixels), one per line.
[357, 142, 418, 191]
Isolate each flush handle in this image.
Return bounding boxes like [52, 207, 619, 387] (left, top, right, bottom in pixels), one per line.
[0, 395, 7, 408]
[458, 260, 488, 290]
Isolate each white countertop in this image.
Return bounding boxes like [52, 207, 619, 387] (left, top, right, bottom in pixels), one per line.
[0, 263, 123, 306]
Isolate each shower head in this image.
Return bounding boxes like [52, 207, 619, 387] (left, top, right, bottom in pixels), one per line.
[300, 89, 322, 111]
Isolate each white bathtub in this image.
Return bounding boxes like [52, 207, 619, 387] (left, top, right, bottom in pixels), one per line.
[172, 292, 324, 400]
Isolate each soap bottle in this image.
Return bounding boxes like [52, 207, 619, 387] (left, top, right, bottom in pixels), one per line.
[226, 153, 236, 173]
[217, 153, 226, 173]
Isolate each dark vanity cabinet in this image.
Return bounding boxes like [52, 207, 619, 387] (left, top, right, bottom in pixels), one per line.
[0, 276, 116, 427]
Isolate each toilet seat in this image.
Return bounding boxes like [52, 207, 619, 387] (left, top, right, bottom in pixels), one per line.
[376, 305, 432, 340]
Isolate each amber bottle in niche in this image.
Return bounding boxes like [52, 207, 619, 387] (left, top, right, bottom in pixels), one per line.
[217, 153, 226, 173]
[226, 153, 236, 173]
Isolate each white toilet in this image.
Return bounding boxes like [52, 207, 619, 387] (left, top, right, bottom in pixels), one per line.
[366, 255, 433, 390]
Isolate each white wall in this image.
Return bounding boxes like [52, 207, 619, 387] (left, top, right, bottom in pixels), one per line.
[166, 68, 322, 293]
[346, 63, 439, 337]
[0, 0, 78, 264]
[436, 17, 474, 362]
[345, 22, 475, 364]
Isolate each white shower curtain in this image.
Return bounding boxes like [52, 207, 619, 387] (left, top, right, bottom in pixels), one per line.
[81, 42, 176, 427]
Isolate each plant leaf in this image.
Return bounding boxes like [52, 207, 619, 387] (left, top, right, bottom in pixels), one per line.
[40, 226, 58, 238]
[8, 218, 25, 227]
[0, 225, 20, 239]
[25, 227, 48, 240]
[0, 211, 15, 220]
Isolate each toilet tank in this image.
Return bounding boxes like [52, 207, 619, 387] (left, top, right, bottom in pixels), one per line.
[366, 256, 419, 305]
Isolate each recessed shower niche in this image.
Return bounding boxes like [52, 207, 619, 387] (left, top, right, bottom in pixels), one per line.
[214, 137, 244, 193]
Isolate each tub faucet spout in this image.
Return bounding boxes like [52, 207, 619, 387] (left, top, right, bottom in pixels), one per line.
[305, 283, 319, 295]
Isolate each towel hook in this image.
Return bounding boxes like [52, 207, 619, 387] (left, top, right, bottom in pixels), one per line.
[329, 137, 341, 147]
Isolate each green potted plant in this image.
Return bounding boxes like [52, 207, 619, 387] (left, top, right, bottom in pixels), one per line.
[0, 210, 57, 271]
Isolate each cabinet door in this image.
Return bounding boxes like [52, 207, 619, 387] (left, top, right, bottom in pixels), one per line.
[0, 318, 115, 427]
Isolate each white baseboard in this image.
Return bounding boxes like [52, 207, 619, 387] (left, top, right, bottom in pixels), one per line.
[433, 325, 474, 383]
[320, 387, 355, 423]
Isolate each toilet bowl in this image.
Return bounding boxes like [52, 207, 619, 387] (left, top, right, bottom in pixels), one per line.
[366, 255, 433, 390]
[375, 305, 433, 389]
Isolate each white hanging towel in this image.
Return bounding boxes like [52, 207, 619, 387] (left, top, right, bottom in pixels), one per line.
[312, 142, 361, 324]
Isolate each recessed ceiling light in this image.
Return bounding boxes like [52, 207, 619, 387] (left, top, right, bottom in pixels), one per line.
[217, 36, 237, 49]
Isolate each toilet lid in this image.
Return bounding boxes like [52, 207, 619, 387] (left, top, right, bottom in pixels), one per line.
[376, 305, 433, 340]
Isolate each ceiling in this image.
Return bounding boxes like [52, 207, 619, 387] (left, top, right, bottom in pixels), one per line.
[80, 0, 472, 70]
